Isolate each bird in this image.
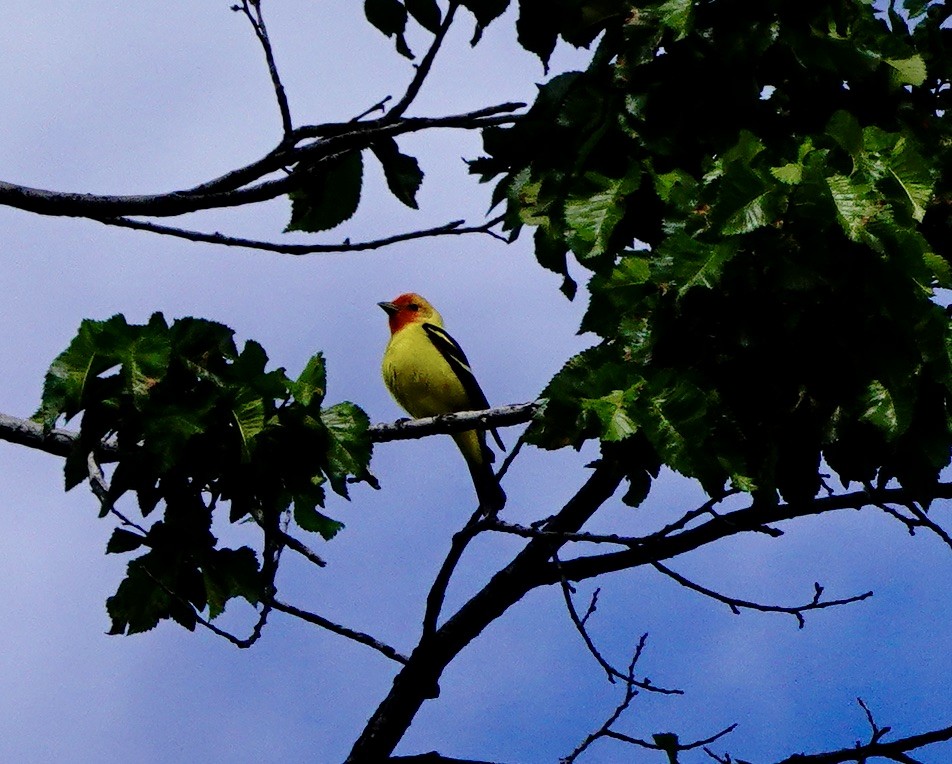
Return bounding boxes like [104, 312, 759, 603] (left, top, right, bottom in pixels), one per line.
[379, 292, 506, 512]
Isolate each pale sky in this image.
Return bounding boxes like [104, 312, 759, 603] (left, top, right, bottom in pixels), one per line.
[1, 3, 950, 763]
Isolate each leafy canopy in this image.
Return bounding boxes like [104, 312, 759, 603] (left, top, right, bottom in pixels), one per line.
[469, 0, 952, 504]
[36, 314, 374, 634]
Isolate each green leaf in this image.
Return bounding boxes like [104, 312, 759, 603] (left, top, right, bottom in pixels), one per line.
[106, 528, 146, 554]
[924, 252, 952, 288]
[563, 169, 642, 262]
[35, 315, 130, 429]
[106, 558, 177, 635]
[654, 233, 737, 297]
[827, 111, 864, 159]
[286, 151, 364, 233]
[658, 0, 693, 39]
[859, 380, 910, 439]
[459, 0, 509, 44]
[826, 174, 881, 240]
[364, 0, 413, 57]
[293, 353, 327, 409]
[887, 137, 934, 222]
[884, 54, 927, 87]
[581, 389, 639, 441]
[713, 165, 781, 235]
[322, 402, 375, 496]
[771, 163, 803, 185]
[372, 138, 424, 209]
[294, 499, 345, 540]
[232, 389, 265, 462]
[203, 547, 261, 619]
[406, 0, 442, 32]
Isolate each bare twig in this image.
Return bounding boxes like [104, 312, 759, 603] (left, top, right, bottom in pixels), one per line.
[767, 702, 952, 763]
[604, 725, 738, 756]
[235, 0, 293, 136]
[423, 507, 488, 636]
[97, 216, 506, 255]
[560, 643, 646, 764]
[270, 598, 408, 664]
[277, 529, 327, 567]
[652, 563, 873, 629]
[386, 2, 460, 121]
[554, 556, 679, 694]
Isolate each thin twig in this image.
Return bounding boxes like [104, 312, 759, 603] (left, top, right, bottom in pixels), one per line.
[560, 643, 646, 764]
[96, 216, 506, 255]
[277, 529, 327, 567]
[236, 0, 293, 136]
[270, 598, 408, 664]
[554, 555, 681, 694]
[386, 1, 460, 121]
[604, 724, 738, 755]
[423, 507, 488, 636]
[652, 563, 873, 629]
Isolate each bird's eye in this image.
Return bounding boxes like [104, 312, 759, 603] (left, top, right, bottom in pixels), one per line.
[408, 303, 420, 311]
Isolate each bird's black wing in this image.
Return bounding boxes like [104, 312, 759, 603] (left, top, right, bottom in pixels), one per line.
[423, 322, 506, 452]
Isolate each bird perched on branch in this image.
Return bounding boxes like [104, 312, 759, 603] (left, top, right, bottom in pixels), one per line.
[379, 292, 506, 512]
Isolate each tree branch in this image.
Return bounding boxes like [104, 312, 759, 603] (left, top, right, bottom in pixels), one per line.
[345, 461, 627, 762]
[97, 215, 507, 255]
[385, 2, 460, 121]
[766, 712, 952, 763]
[548, 486, 952, 586]
[554, 559, 681, 694]
[0, 403, 539, 463]
[235, 0, 293, 137]
[0, 105, 522, 221]
[652, 563, 873, 629]
[269, 598, 408, 664]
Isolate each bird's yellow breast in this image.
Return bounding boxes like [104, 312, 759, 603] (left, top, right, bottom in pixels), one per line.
[381, 322, 473, 419]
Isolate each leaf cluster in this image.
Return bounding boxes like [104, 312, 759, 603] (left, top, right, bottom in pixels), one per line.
[472, 0, 952, 503]
[35, 314, 374, 634]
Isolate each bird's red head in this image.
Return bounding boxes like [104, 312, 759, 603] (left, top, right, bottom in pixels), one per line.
[378, 293, 442, 334]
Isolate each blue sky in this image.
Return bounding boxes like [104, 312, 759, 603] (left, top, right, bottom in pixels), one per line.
[1, 2, 951, 762]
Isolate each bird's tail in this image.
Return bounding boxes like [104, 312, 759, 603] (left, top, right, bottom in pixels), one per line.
[467, 456, 507, 513]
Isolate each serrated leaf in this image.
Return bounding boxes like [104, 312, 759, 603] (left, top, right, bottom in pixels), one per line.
[232, 389, 265, 462]
[771, 163, 803, 185]
[322, 402, 375, 496]
[924, 252, 952, 288]
[885, 54, 927, 87]
[887, 137, 934, 222]
[294, 353, 327, 409]
[859, 380, 904, 439]
[203, 546, 261, 619]
[658, 0, 692, 39]
[564, 170, 642, 262]
[655, 233, 736, 297]
[106, 528, 146, 554]
[364, 0, 413, 56]
[372, 138, 424, 209]
[459, 0, 509, 44]
[294, 499, 345, 540]
[286, 151, 364, 233]
[581, 389, 639, 441]
[826, 174, 881, 240]
[827, 111, 864, 159]
[713, 165, 781, 235]
[106, 559, 174, 635]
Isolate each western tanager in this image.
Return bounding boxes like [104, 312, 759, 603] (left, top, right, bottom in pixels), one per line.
[379, 293, 506, 512]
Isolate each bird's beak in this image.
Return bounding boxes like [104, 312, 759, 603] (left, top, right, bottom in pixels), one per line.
[378, 301, 399, 316]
